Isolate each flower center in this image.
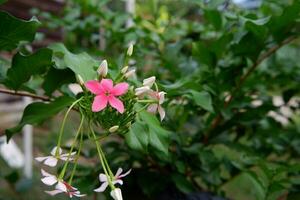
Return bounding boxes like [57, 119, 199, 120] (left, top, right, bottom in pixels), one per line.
[105, 91, 111, 96]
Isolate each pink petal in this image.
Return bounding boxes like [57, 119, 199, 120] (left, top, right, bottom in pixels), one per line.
[100, 79, 113, 92]
[85, 80, 103, 95]
[94, 182, 109, 192]
[109, 96, 125, 113]
[45, 190, 63, 196]
[41, 169, 53, 177]
[113, 179, 123, 185]
[147, 104, 158, 113]
[56, 181, 67, 192]
[92, 95, 108, 112]
[112, 83, 129, 96]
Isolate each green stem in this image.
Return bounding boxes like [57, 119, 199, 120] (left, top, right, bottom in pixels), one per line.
[58, 115, 84, 180]
[136, 103, 150, 113]
[68, 126, 84, 184]
[56, 97, 83, 156]
[89, 123, 115, 189]
[137, 99, 157, 103]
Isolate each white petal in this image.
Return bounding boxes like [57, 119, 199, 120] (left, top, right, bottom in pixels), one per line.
[44, 157, 58, 167]
[135, 86, 150, 96]
[94, 182, 109, 192]
[99, 173, 108, 182]
[143, 76, 156, 88]
[74, 192, 86, 197]
[45, 190, 63, 196]
[41, 169, 53, 177]
[158, 106, 166, 121]
[56, 181, 67, 192]
[158, 92, 166, 104]
[113, 179, 123, 185]
[35, 156, 48, 162]
[110, 188, 123, 200]
[51, 146, 62, 156]
[147, 104, 158, 113]
[41, 176, 58, 186]
[119, 169, 132, 178]
[115, 168, 123, 177]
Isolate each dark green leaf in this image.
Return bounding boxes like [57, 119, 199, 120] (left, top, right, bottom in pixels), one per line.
[0, 11, 40, 51]
[5, 48, 53, 90]
[204, 9, 223, 30]
[126, 121, 149, 152]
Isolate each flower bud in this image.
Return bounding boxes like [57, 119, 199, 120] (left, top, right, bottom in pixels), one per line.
[127, 44, 133, 56]
[124, 69, 136, 78]
[77, 75, 84, 85]
[97, 60, 108, 77]
[143, 76, 156, 88]
[109, 125, 119, 133]
[135, 86, 150, 96]
[121, 66, 129, 74]
[110, 188, 123, 200]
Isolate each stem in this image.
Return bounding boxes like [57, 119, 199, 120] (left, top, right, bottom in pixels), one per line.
[68, 126, 84, 184]
[136, 103, 150, 113]
[89, 123, 115, 189]
[137, 99, 157, 103]
[58, 115, 85, 180]
[204, 35, 297, 143]
[56, 98, 82, 155]
[0, 88, 50, 101]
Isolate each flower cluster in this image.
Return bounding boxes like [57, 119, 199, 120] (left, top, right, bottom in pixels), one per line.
[36, 44, 166, 200]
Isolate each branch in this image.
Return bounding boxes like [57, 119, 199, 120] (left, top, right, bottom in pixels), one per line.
[204, 35, 297, 143]
[0, 88, 50, 101]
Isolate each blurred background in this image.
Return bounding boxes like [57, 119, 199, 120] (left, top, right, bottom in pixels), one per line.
[0, 0, 299, 199]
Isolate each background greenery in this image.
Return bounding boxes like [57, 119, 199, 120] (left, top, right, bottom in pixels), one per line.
[0, 0, 300, 199]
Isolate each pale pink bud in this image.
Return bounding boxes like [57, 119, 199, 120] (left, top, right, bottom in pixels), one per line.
[97, 60, 108, 77]
[143, 76, 156, 88]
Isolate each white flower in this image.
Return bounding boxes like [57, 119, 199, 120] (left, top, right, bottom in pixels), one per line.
[147, 91, 167, 121]
[94, 168, 131, 193]
[109, 125, 119, 133]
[135, 86, 151, 96]
[111, 188, 123, 200]
[143, 76, 156, 88]
[98, 60, 108, 77]
[41, 169, 85, 198]
[124, 69, 136, 78]
[121, 66, 129, 74]
[35, 146, 76, 167]
[127, 44, 134, 56]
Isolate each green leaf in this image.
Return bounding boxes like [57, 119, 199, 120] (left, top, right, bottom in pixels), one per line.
[5, 48, 53, 90]
[192, 42, 216, 67]
[49, 43, 99, 81]
[189, 90, 214, 112]
[42, 67, 75, 96]
[0, 11, 40, 51]
[126, 122, 149, 152]
[139, 111, 170, 156]
[204, 9, 223, 30]
[171, 174, 194, 193]
[6, 96, 75, 141]
[0, 0, 7, 5]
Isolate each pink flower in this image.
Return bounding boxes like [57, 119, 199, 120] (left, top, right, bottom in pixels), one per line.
[85, 79, 129, 113]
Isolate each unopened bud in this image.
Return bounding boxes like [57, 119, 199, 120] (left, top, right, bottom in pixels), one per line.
[77, 75, 84, 85]
[143, 76, 156, 88]
[121, 66, 129, 74]
[109, 125, 119, 133]
[97, 60, 108, 77]
[135, 86, 150, 96]
[127, 44, 133, 56]
[124, 69, 136, 78]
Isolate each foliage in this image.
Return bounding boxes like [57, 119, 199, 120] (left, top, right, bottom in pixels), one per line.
[0, 0, 300, 199]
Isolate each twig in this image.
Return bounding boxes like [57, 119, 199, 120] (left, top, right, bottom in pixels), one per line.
[204, 35, 297, 143]
[0, 88, 50, 101]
